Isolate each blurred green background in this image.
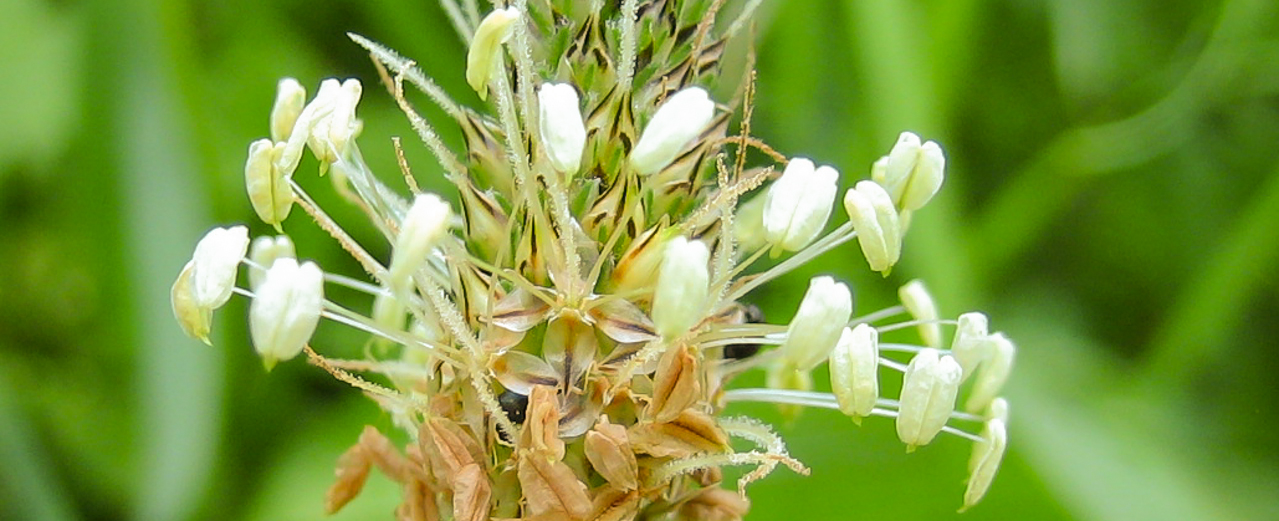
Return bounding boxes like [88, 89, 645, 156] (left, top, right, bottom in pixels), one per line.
[3, 0, 1278, 520]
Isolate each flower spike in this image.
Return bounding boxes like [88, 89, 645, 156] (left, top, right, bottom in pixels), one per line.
[245, 139, 293, 231]
[247, 235, 296, 291]
[174, 7, 1017, 516]
[899, 279, 941, 348]
[171, 260, 211, 344]
[388, 193, 451, 292]
[961, 417, 1007, 511]
[965, 333, 1015, 413]
[951, 312, 991, 380]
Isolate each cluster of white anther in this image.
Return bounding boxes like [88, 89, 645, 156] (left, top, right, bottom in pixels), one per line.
[706, 129, 1008, 510]
[244, 77, 366, 231]
[723, 277, 1014, 510]
[172, 224, 324, 370]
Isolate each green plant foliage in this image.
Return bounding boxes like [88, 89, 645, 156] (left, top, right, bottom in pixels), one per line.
[2, 0, 1277, 520]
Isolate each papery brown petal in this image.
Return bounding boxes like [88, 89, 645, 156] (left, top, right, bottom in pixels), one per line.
[542, 316, 598, 389]
[588, 297, 657, 343]
[520, 385, 565, 460]
[492, 351, 561, 395]
[676, 487, 750, 521]
[359, 425, 410, 482]
[403, 443, 436, 487]
[481, 325, 527, 355]
[647, 345, 700, 423]
[494, 513, 573, 521]
[517, 450, 593, 520]
[599, 342, 660, 375]
[559, 377, 606, 438]
[590, 485, 641, 521]
[629, 410, 729, 458]
[429, 393, 458, 418]
[453, 463, 492, 521]
[325, 441, 371, 514]
[421, 417, 484, 483]
[396, 478, 440, 521]
[490, 288, 551, 332]
[584, 423, 638, 491]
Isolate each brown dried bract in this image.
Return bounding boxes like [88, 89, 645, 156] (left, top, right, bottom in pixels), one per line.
[589, 484, 641, 521]
[647, 344, 701, 423]
[490, 287, 551, 332]
[325, 440, 372, 514]
[542, 316, 598, 390]
[396, 478, 440, 521]
[420, 417, 485, 485]
[629, 410, 729, 458]
[326, 426, 413, 514]
[587, 297, 658, 344]
[453, 463, 493, 521]
[360, 425, 412, 482]
[584, 420, 639, 491]
[676, 488, 750, 521]
[520, 385, 565, 460]
[516, 450, 593, 520]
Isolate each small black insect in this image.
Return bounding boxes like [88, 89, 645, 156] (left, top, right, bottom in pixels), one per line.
[498, 389, 530, 424]
[723, 303, 765, 360]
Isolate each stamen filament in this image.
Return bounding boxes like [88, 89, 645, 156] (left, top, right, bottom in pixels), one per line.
[290, 179, 389, 282]
[724, 389, 987, 442]
[231, 285, 462, 365]
[875, 318, 958, 334]
[725, 222, 856, 302]
[851, 304, 906, 325]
